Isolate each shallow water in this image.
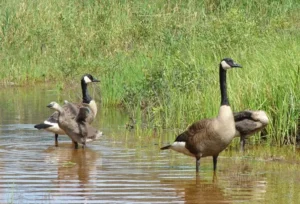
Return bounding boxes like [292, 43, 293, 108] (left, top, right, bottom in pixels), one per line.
[0, 85, 300, 203]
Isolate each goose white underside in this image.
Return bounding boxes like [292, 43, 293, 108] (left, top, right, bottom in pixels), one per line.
[43, 121, 66, 135]
[170, 142, 194, 157]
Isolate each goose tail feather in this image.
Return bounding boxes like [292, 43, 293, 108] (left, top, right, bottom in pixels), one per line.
[160, 145, 171, 150]
[34, 123, 53, 130]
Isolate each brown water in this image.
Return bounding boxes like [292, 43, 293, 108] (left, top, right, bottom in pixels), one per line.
[1, 85, 300, 203]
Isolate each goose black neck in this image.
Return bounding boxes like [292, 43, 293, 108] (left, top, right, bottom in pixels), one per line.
[81, 81, 92, 104]
[219, 65, 229, 106]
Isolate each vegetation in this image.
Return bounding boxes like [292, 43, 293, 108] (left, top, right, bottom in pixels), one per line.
[0, 0, 299, 145]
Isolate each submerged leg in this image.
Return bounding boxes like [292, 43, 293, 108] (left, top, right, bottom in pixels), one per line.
[195, 174, 201, 185]
[196, 157, 201, 172]
[213, 155, 218, 171]
[240, 136, 245, 152]
[74, 142, 79, 149]
[55, 134, 58, 147]
[212, 171, 218, 183]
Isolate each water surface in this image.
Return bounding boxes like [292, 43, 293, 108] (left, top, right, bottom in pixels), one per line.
[0, 85, 300, 203]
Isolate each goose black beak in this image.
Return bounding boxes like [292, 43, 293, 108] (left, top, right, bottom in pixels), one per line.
[232, 63, 242, 68]
[92, 78, 100, 82]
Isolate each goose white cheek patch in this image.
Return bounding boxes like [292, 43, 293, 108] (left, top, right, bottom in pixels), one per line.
[221, 60, 231, 69]
[84, 76, 92, 83]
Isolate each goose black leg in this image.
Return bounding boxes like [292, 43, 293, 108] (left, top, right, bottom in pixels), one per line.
[240, 136, 246, 152]
[213, 155, 218, 171]
[212, 171, 218, 183]
[74, 142, 79, 149]
[196, 157, 201, 172]
[55, 134, 58, 147]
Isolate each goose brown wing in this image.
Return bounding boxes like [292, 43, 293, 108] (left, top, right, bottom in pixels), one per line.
[235, 119, 266, 136]
[186, 119, 213, 136]
[76, 107, 91, 122]
[174, 132, 189, 142]
[46, 111, 59, 124]
[63, 102, 80, 118]
[45, 102, 79, 122]
[85, 113, 95, 124]
[234, 110, 253, 122]
[175, 119, 214, 140]
[174, 119, 214, 154]
[44, 102, 78, 124]
[65, 101, 95, 124]
[82, 103, 96, 124]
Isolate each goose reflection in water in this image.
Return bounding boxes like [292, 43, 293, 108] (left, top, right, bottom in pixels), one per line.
[44, 144, 102, 185]
[160, 175, 228, 204]
[159, 161, 267, 203]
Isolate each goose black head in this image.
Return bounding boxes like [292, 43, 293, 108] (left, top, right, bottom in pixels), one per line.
[220, 58, 242, 70]
[81, 74, 100, 84]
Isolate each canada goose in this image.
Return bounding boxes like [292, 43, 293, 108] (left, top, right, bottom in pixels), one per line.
[34, 74, 100, 146]
[160, 58, 242, 172]
[234, 110, 269, 151]
[46, 101, 102, 149]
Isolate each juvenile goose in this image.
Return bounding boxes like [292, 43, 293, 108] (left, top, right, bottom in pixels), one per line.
[46, 102, 102, 149]
[234, 110, 269, 151]
[34, 74, 100, 146]
[160, 58, 242, 172]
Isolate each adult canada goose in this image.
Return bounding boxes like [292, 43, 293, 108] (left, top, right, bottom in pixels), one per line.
[34, 74, 100, 146]
[46, 101, 102, 149]
[234, 110, 269, 151]
[160, 58, 242, 172]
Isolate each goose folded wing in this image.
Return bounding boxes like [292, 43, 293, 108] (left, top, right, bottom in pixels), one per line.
[174, 119, 214, 155]
[76, 107, 91, 122]
[235, 119, 266, 136]
[234, 111, 253, 122]
[174, 119, 214, 142]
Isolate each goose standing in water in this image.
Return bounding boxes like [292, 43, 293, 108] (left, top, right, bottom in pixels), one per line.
[160, 58, 242, 172]
[46, 102, 102, 149]
[234, 110, 269, 151]
[34, 74, 100, 146]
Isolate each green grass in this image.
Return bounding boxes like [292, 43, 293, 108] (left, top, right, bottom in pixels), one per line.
[0, 0, 299, 144]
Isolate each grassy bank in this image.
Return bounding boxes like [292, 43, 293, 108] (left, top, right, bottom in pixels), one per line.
[0, 0, 299, 144]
